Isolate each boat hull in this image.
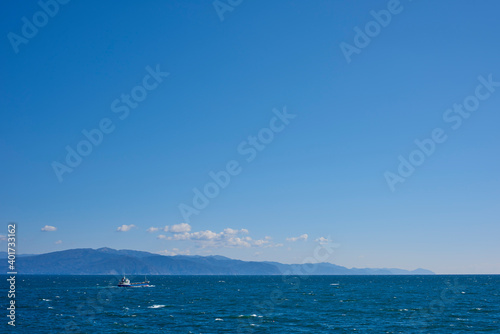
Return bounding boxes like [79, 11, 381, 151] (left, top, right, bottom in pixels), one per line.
[118, 276, 151, 287]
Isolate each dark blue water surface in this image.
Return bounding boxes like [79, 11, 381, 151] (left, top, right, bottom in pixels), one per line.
[2, 275, 499, 333]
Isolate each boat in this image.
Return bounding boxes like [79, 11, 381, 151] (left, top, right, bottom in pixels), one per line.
[118, 276, 151, 287]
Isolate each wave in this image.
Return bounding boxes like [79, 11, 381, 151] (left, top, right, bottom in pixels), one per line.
[148, 305, 166, 309]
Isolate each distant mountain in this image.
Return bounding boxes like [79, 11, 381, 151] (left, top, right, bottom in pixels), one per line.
[0, 248, 435, 275]
[383, 268, 435, 275]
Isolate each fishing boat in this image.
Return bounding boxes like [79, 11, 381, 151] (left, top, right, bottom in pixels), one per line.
[118, 276, 151, 287]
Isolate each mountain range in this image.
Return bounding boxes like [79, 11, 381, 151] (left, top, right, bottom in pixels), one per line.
[0, 248, 435, 275]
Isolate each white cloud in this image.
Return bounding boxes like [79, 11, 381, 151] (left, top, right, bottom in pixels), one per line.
[163, 226, 169, 232]
[41, 225, 57, 232]
[253, 239, 270, 246]
[222, 228, 249, 235]
[158, 249, 176, 256]
[226, 237, 251, 247]
[157, 227, 277, 249]
[146, 227, 159, 233]
[170, 223, 191, 233]
[157, 248, 190, 256]
[223, 228, 238, 235]
[116, 224, 135, 232]
[169, 230, 218, 241]
[55, 240, 62, 244]
[165, 232, 187, 240]
[286, 234, 308, 242]
[315, 236, 330, 245]
[193, 230, 220, 240]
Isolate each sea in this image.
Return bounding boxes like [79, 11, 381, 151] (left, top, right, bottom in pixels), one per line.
[2, 275, 499, 333]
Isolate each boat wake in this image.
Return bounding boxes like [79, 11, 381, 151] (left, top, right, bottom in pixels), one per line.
[130, 285, 155, 288]
[148, 304, 166, 309]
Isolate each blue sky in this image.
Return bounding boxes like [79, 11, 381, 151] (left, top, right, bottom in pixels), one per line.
[1, 0, 499, 274]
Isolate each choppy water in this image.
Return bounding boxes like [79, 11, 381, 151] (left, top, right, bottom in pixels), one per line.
[3, 275, 499, 333]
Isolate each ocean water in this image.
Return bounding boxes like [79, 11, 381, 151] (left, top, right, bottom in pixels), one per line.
[3, 275, 499, 333]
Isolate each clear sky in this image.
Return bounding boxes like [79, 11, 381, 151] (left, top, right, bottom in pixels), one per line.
[1, 0, 499, 274]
